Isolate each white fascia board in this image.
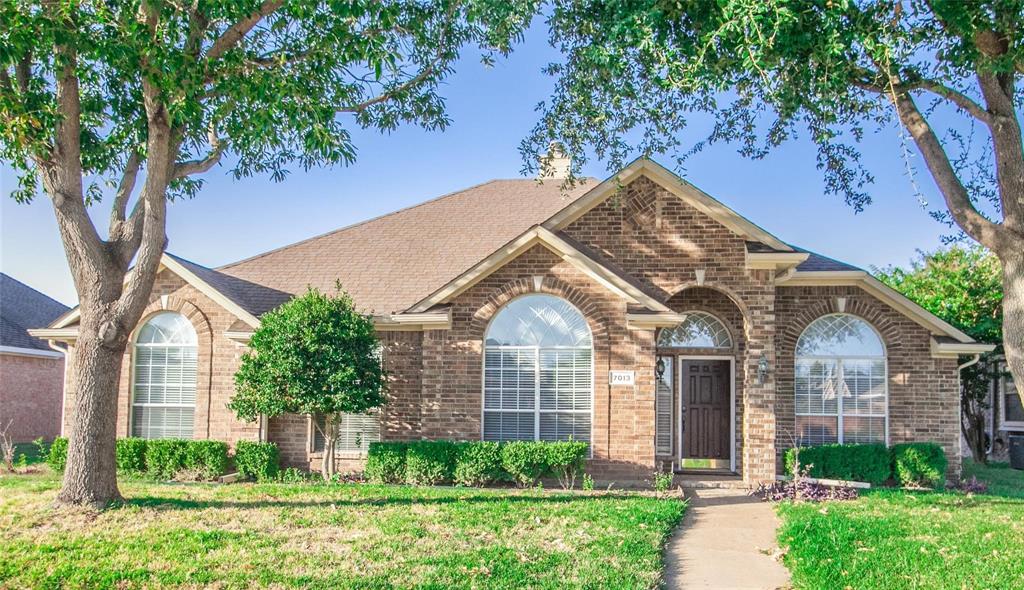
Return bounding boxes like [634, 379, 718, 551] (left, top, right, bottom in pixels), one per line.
[625, 312, 687, 329]
[26, 327, 80, 343]
[930, 339, 996, 358]
[374, 311, 452, 331]
[745, 251, 810, 270]
[0, 345, 64, 358]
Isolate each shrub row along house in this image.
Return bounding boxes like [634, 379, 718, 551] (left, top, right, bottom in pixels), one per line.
[32, 159, 993, 483]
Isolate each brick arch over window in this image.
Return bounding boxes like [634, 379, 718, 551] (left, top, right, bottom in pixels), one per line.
[666, 282, 753, 341]
[779, 298, 902, 356]
[470, 276, 610, 345]
[125, 297, 215, 439]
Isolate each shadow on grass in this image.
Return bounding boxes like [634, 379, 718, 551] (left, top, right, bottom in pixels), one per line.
[125, 491, 665, 511]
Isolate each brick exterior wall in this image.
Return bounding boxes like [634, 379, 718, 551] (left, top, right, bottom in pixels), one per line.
[52, 172, 963, 484]
[561, 176, 780, 482]
[0, 352, 64, 442]
[61, 270, 260, 447]
[775, 286, 962, 477]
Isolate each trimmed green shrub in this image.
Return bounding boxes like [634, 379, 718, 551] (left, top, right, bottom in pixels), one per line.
[892, 442, 947, 489]
[454, 441, 505, 487]
[785, 443, 891, 485]
[145, 439, 189, 479]
[115, 438, 148, 473]
[47, 437, 68, 471]
[405, 441, 458, 485]
[365, 442, 408, 484]
[184, 440, 229, 480]
[501, 441, 550, 487]
[545, 440, 589, 489]
[234, 441, 280, 482]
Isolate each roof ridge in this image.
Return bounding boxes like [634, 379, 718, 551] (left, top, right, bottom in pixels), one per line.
[218, 178, 519, 271]
[0, 272, 71, 310]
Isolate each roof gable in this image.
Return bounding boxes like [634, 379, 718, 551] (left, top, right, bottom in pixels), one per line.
[408, 226, 673, 314]
[543, 158, 792, 252]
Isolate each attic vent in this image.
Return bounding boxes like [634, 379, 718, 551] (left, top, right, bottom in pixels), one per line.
[537, 142, 571, 180]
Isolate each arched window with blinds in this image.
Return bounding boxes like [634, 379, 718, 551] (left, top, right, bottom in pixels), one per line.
[483, 294, 593, 443]
[132, 312, 198, 439]
[795, 314, 888, 446]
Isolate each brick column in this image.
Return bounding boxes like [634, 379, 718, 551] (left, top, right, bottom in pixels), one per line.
[742, 281, 777, 483]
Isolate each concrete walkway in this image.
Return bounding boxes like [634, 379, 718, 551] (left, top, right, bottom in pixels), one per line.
[664, 488, 791, 589]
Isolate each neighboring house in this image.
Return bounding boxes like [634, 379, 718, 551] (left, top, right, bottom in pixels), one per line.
[32, 159, 994, 483]
[961, 355, 1021, 461]
[1, 273, 70, 442]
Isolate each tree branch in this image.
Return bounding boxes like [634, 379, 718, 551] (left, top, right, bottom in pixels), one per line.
[110, 151, 141, 226]
[336, 57, 442, 114]
[892, 91, 1006, 250]
[904, 78, 991, 124]
[172, 129, 225, 178]
[205, 0, 284, 62]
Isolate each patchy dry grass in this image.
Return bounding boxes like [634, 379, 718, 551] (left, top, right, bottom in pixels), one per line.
[0, 471, 684, 589]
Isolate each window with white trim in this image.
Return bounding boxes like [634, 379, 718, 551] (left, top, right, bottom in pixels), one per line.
[795, 314, 887, 446]
[999, 365, 1023, 429]
[483, 294, 592, 442]
[132, 312, 197, 439]
[658, 311, 732, 349]
[313, 413, 381, 454]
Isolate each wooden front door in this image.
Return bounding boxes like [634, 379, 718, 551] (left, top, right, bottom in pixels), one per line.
[680, 359, 731, 461]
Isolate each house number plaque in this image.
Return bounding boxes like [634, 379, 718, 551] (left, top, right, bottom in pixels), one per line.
[609, 370, 636, 386]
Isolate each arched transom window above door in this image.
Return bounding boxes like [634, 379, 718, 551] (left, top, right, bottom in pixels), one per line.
[658, 311, 732, 349]
[483, 294, 593, 443]
[795, 313, 887, 446]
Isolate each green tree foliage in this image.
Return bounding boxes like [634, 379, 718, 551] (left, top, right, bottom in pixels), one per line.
[1, 0, 539, 507]
[877, 246, 1002, 345]
[877, 245, 1002, 462]
[230, 286, 386, 479]
[527, 0, 1024, 404]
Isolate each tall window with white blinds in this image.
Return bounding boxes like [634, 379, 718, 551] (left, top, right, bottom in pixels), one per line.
[313, 413, 381, 454]
[794, 314, 887, 446]
[132, 312, 198, 439]
[483, 295, 592, 443]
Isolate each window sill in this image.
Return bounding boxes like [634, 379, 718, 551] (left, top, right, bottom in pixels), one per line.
[309, 451, 369, 460]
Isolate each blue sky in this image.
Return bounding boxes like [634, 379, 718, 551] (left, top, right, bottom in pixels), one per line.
[1, 24, 953, 306]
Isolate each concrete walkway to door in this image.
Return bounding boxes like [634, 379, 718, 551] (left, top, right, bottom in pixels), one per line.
[664, 488, 791, 589]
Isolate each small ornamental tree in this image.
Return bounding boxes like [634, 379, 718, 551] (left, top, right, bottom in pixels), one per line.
[1, 0, 539, 507]
[230, 286, 386, 480]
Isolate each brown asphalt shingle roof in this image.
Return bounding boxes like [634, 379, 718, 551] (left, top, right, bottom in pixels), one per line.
[218, 179, 594, 314]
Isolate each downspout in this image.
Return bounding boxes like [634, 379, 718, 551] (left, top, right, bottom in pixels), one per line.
[958, 354, 982, 463]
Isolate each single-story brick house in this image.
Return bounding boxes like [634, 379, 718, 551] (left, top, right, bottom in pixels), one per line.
[33, 159, 994, 483]
[1, 273, 69, 443]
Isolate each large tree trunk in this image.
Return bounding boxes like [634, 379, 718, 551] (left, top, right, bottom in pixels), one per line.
[56, 325, 127, 507]
[1002, 248, 1024, 408]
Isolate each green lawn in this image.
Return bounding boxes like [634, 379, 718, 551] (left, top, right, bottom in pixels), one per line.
[0, 471, 685, 589]
[777, 461, 1024, 589]
[963, 460, 1024, 498]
